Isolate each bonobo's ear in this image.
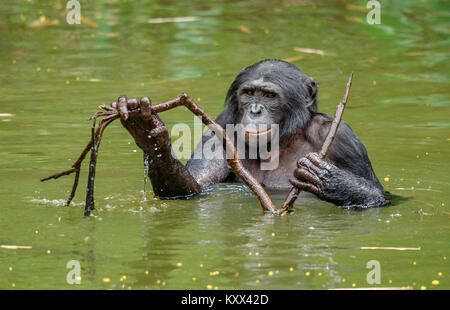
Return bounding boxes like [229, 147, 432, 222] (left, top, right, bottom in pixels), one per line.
[305, 77, 319, 111]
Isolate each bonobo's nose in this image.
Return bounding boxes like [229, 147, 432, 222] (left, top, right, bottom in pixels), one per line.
[250, 103, 262, 115]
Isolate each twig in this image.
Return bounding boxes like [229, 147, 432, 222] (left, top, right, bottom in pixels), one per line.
[279, 72, 353, 215]
[1, 245, 33, 249]
[360, 246, 421, 251]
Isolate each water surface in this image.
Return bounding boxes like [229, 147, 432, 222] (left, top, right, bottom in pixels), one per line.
[0, 0, 448, 289]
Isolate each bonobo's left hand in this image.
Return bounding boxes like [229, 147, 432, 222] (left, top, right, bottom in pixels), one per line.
[290, 153, 386, 208]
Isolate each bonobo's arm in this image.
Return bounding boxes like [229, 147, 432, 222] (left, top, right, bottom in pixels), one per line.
[291, 113, 389, 208]
[116, 96, 229, 199]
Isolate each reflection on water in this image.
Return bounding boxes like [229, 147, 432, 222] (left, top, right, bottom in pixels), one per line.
[0, 0, 448, 289]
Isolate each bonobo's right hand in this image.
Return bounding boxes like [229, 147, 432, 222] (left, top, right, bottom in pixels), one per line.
[112, 95, 171, 156]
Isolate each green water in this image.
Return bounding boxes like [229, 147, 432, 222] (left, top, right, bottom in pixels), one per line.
[0, 0, 448, 290]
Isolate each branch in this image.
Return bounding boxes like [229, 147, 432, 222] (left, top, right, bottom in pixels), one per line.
[279, 72, 353, 215]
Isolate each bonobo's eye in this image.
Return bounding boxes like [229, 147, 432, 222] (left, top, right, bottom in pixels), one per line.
[244, 89, 254, 96]
[264, 91, 276, 99]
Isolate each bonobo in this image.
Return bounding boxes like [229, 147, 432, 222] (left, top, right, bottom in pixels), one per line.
[114, 59, 389, 208]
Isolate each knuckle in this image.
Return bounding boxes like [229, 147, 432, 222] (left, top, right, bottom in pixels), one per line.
[127, 98, 139, 110]
[297, 157, 308, 167]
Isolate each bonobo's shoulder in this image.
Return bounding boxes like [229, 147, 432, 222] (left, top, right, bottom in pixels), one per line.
[305, 112, 359, 147]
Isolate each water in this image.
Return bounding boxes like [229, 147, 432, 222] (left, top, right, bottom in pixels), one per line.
[0, 0, 448, 290]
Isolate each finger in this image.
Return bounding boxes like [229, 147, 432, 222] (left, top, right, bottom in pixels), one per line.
[306, 152, 332, 170]
[297, 157, 320, 174]
[140, 97, 152, 120]
[293, 168, 320, 186]
[127, 97, 139, 110]
[289, 178, 320, 195]
[118, 95, 128, 121]
[149, 126, 169, 147]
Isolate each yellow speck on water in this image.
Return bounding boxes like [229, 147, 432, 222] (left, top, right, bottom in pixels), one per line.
[156, 280, 161, 284]
[425, 152, 429, 155]
[76, 76, 80, 81]
[206, 285, 213, 290]
[444, 257, 447, 260]
[432, 280, 440, 285]
[256, 279, 260, 283]
[373, 80, 377, 86]
[35, 230, 39, 234]
[389, 280, 392, 284]
[258, 264, 261, 268]
[192, 277, 196, 281]
[197, 98, 201, 102]
[66, 80, 70, 85]
[200, 264, 204, 268]
[176, 262, 183, 267]
[209, 271, 220, 276]
[103, 278, 111, 283]
[127, 286, 132, 290]
[9, 266, 13, 271]
[438, 272, 442, 277]
[271, 233, 276, 237]
[145, 270, 149, 275]
[214, 286, 218, 290]
[318, 272, 323, 276]
[420, 285, 427, 290]
[58, 217, 61, 222]
[413, 261, 416, 265]
[249, 252, 253, 256]
[384, 177, 389, 182]
[120, 275, 127, 281]
[289, 267, 294, 272]
[255, 252, 259, 256]
[217, 72, 221, 76]
[275, 270, 279, 275]
[12, 283, 15, 288]
[305, 271, 310, 276]
[442, 202, 445, 207]
[36, 67, 41, 72]
[352, 283, 356, 287]
[162, 282, 166, 286]
[39, 16, 46, 22]
[341, 278, 346, 283]
[46, 250, 51, 254]
[12, 59, 16, 64]
[268, 271, 274, 276]
[264, 28, 270, 34]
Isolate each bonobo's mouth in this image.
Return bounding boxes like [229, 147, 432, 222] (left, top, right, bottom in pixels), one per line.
[243, 125, 272, 137]
[245, 128, 272, 136]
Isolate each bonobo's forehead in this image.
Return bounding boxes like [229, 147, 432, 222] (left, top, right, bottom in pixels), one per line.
[239, 78, 281, 93]
[239, 60, 310, 89]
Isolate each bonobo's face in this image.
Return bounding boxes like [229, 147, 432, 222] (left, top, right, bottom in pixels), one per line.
[236, 78, 283, 136]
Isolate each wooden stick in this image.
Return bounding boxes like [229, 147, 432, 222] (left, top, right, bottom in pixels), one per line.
[42, 94, 278, 215]
[280, 72, 353, 214]
[1, 245, 33, 249]
[360, 246, 421, 251]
